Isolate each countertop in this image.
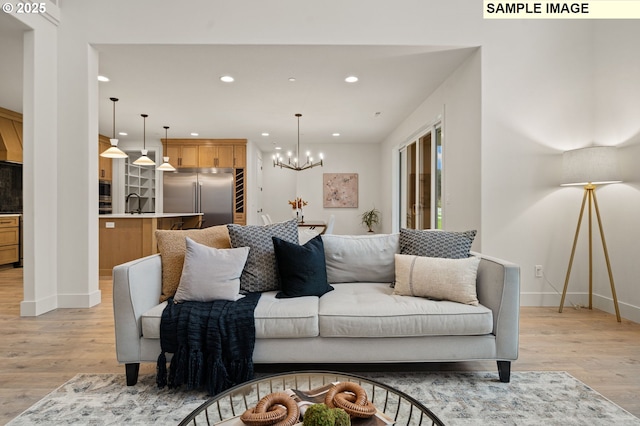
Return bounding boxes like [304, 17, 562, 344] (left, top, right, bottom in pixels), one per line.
[99, 213, 203, 219]
[0, 213, 21, 217]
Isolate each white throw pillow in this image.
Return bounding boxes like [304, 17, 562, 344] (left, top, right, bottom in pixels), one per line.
[174, 237, 249, 303]
[322, 234, 399, 283]
[393, 254, 481, 305]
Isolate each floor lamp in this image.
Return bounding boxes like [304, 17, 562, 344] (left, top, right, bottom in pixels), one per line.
[558, 146, 622, 322]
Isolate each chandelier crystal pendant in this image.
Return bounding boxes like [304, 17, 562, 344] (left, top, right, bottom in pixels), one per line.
[273, 113, 324, 171]
[133, 114, 156, 166]
[157, 126, 176, 171]
[100, 97, 128, 158]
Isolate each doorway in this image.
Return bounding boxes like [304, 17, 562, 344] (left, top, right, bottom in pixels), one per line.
[398, 124, 442, 230]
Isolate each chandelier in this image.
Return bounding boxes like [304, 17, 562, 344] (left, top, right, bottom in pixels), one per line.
[273, 113, 324, 171]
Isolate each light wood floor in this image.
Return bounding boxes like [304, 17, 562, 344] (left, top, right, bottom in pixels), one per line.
[1, 266, 639, 423]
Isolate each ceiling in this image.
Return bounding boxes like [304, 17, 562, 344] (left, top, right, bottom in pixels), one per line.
[0, 12, 475, 154]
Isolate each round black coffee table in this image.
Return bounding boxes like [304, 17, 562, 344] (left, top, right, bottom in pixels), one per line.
[179, 370, 444, 425]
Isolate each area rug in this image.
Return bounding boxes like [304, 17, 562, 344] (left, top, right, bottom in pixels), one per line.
[7, 371, 640, 425]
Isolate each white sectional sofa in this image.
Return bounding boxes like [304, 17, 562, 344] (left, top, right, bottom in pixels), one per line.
[113, 232, 520, 387]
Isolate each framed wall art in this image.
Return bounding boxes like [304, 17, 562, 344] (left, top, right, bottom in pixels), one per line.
[323, 173, 358, 208]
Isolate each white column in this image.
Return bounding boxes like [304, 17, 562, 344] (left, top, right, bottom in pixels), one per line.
[20, 20, 59, 316]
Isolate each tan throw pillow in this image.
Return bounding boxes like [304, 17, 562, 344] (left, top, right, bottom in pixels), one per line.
[393, 254, 481, 305]
[156, 225, 231, 302]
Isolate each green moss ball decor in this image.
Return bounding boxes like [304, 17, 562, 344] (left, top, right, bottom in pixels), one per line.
[331, 407, 351, 426]
[303, 404, 334, 426]
[302, 404, 352, 426]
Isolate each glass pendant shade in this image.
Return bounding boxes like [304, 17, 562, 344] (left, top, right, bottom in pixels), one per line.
[133, 113, 155, 166]
[101, 138, 128, 158]
[100, 97, 128, 158]
[157, 126, 176, 171]
[133, 149, 156, 166]
[157, 156, 176, 171]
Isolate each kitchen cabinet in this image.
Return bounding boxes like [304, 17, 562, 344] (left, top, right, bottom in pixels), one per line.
[0, 215, 20, 266]
[234, 144, 246, 168]
[167, 144, 198, 168]
[98, 134, 113, 180]
[98, 213, 202, 276]
[0, 107, 23, 163]
[197, 145, 233, 168]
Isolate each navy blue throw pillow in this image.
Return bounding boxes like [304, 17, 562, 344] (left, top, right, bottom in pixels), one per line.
[272, 234, 334, 298]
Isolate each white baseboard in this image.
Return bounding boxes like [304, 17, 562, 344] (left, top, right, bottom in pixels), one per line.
[20, 294, 58, 316]
[520, 292, 640, 324]
[57, 290, 102, 308]
[19, 290, 102, 316]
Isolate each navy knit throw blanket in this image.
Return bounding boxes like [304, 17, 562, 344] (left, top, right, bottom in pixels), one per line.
[156, 292, 261, 396]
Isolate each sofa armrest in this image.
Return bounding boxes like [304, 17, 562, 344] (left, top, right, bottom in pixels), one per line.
[112, 254, 163, 364]
[473, 251, 520, 360]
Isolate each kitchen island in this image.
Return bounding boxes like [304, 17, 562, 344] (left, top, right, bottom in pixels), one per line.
[99, 213, 203, 276]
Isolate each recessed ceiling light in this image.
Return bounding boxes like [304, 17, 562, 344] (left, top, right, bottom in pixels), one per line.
[97, 75, 110, 82]
[190, 132, 199, 136]
[220, 75, 235, 83]
[345, 76, 359, 83]
[332, 133, 340, 137]
[288, 77, 297, 82]
[262, 132, 270, 136]
[118, 132, 128, 136]
[275, 146, 282, 150]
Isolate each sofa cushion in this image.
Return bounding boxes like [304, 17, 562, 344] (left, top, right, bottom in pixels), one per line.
[318, 283, 493, 338]
[141, 301, 167, 339]
[399, 228, 476, 258]
[393, 254, 481, 306]
[227, 219, 299, 293]
[156, 225, 231, 302]
[322, 234, 399, 283]
[273, 234, 334, 299]
[254, 291, 320, 338]
[141, 292, 319, 340]
[174, 238, 249, 303]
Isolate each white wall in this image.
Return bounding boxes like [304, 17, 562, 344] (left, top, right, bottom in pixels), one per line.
[592, 21, 640, 321]
[262, 143, 382, 235]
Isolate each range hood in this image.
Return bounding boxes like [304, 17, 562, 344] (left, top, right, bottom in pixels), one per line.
[0, 107, 23, 163]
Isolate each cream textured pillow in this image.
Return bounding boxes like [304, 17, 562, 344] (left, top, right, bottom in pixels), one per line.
[393, 254, 481, 305]
[156, 225, 231, 302]
[174, 238, 249, 303]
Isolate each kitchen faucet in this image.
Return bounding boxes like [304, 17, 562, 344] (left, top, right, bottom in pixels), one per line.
[126, 193, 142, 214]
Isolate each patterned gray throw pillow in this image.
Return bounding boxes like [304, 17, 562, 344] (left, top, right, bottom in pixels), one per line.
[399, 228, 477, 259]
[227, 219, 299, 292]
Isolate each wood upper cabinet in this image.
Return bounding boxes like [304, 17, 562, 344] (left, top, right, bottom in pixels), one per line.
[234, 145, 246, 168]
[167, 144, 198, 168]
[198, 145, 233, 168]
[167, 139, 246, 169]
[98, 135, 112, 180]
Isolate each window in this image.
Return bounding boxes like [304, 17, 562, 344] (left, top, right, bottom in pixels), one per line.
[398, 123, 443, 230]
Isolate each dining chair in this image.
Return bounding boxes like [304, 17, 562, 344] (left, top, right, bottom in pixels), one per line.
[325, 214, 336, 234]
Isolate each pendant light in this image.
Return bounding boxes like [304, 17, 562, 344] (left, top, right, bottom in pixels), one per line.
[157, 126, 176, 171]
[273, 113, 324, 171]
[133, 114, 156, 166]
[100, 97, 128, 158]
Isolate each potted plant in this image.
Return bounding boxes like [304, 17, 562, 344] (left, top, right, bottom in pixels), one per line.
[360, 207, 380, 233]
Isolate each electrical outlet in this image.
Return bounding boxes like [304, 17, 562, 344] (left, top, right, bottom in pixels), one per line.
[535, 265, 543, 278]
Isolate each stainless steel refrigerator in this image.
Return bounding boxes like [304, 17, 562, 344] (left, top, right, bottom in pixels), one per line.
[163, 168, 234, 228]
